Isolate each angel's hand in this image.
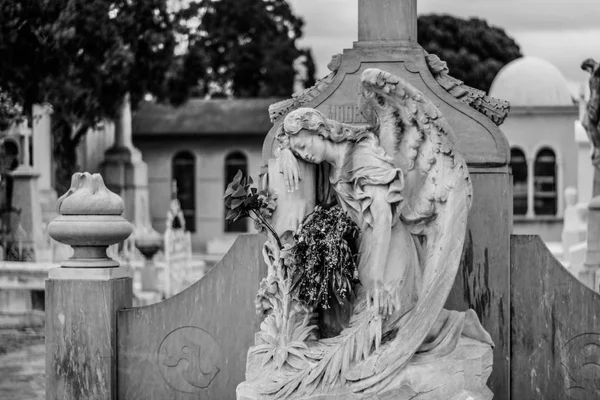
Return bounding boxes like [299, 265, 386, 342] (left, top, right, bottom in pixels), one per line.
[366, 282, 400, 317]
[279, 148, 301, 193]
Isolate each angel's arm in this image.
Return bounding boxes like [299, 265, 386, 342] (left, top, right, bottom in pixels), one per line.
[276, 127, 301, 193]
[361, 185, 399, 316]
[278, 148, 300, 193]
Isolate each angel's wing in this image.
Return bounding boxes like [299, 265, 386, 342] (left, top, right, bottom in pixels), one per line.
[345, 68, 473, 392]
[581, 59, 600, 150]
[360, 68, 470, 231]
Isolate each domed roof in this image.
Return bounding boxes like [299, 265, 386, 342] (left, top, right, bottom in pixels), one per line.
[489, 57, 574, 106]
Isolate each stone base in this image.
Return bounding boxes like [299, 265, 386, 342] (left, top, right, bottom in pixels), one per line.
[237, 337, 493, 400]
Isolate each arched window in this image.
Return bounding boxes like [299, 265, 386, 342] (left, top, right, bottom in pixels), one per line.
[225, 151, 248, 232]
[534, 148, 557, 216]
[510, 148, 528, 216]
[172, 151, 196, 232]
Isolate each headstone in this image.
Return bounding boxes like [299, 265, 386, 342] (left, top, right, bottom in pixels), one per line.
[562, 187, 588, 267]
[7, 119, 43, 261]
[160, 187, 205, 298]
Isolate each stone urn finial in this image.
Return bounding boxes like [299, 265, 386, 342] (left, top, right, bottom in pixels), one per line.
[48, 172, 132, 267]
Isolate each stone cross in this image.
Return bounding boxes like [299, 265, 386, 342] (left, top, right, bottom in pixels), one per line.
[358, 0, 417, 45]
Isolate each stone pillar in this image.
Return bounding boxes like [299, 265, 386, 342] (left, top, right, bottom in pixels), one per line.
[575, 120, 593, 204]
[562, 188, 587, 267]
[45, 172, 133, 400]
[526, 156, 535, 218]
[357, 0, 417, 45]
[32, 104, 58, 223]
[100, 94, 151, 231]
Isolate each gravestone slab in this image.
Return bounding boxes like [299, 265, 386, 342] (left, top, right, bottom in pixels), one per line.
[117, 234, 267, 400]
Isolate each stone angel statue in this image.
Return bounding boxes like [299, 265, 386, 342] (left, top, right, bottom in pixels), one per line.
[239, 69, 494, 400]
[581, 58, 600, 168]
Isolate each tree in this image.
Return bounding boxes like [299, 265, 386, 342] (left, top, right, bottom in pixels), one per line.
[0, 88, 23, 132]
[0, 0, 177, 193]
[418, 14, 523, 93]
[176, 0, 315, 98]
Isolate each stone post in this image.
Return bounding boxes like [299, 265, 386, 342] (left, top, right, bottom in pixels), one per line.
[357, 0, 417, 46]
[32, 104, 58, 223]
[526, 155, 535, 218]
[45, 172, 133, 400]
[100, 94, 151, 231]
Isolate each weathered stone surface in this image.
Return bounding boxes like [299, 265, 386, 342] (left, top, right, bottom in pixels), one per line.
[238, 338, 492, 400]
[45, 171, 134, 400]
[117, 234, 267, 400]
[48, 172, 132, 268]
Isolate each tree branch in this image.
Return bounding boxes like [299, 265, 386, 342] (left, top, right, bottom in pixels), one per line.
[71, 123, 90, 147]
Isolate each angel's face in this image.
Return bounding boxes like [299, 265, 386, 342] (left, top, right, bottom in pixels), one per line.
[289, 129, 327, 164]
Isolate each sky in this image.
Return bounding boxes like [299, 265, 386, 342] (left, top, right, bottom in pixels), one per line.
[287, 0, 600, 96]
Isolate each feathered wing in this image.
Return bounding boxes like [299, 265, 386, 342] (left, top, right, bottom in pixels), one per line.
[582, 60, 600, 152]
[344, 68, 473, 392]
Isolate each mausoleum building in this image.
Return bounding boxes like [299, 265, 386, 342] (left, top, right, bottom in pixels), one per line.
[131, 98, 278, 251]
[490, 56, 579, 242]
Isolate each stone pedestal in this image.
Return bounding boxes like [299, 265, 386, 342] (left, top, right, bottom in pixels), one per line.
[46, 277, 132, 399]
[45, 172, 133, 400]
[237, 337, 493, 400]
[7, 166, 42, 261]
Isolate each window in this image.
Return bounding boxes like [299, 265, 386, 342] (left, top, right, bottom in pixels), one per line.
[172, 151, 196, 232]
[510, 148, 528, 216]
[534, 148, 557, 216]
[225, 151, 248, 232]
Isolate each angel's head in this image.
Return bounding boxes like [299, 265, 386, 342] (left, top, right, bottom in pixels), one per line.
[280, 107, 372, 164]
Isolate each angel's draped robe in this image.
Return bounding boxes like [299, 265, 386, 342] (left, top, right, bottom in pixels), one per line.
[322, 134, 493, 357]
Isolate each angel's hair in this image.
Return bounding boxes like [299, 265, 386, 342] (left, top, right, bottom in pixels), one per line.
[282, 107, 373, 144]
